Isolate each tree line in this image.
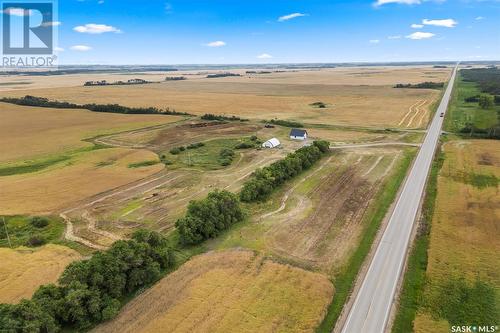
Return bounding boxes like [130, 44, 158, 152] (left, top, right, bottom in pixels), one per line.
[201, 114, 249, 122]
[0, 95, 191, 116]
[461, 67, 500, 95]
[175, 190, 244, 245]
[239, 141, 330, 202]
[0, 230, 173, 332]
[394, 82, 444, 89]
[265, 119, 304, 128]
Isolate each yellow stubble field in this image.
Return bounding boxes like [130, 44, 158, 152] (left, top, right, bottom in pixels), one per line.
[0, 244, 81, 303]
[94, 250, 333, 333]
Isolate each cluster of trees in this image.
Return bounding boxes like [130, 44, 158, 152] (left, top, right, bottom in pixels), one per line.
[201, 114, 249, 122]
[459, 123, 500, 139]
[234, 136, 260, 150]
[0, 230, 173, 332]
[265, 119, 304, 128]
[310, 101, 327, 108]
[206, 73, 241, 78]
[165, 76, 186, 81]
[240, 141, 330, 202]
[461, 67, 500, 95]
[187, 142, 205, 150]
[219, 148, 235, 166]
[394, 82, 444, 89]
[175, 190, 243, 245]
[170, 142, 205, 155]
[0, 96, 191, 116]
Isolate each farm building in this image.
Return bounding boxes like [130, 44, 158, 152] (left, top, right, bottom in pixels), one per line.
[289, 129, 308, 141]
[262, 138, 281, 148]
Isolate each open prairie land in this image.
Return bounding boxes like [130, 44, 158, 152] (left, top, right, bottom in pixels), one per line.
[0, 102, 183, 163]
[93, 250, 333, 333]
[1, 66, 448, 129]
[216, 146, 415, 273]
[0, 147, 163, 215]
[0, 245, 80, 303]
[414, 139, 500, 332]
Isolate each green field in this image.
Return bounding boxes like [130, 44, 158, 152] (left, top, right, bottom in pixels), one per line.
[162, 137, 257, 170]
[0, 215, 65, 248]
[445, 76, 498, 133]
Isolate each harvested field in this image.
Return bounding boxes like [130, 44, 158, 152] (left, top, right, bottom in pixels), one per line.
[414, 139, 500, 331]
[1, 67, 445, 128]
[93, 250, 333, 333]
[218, 147, 410, 273]
[0, 102, 182, 163]
[0, 244, 80, 303]
[0, 148, 163, 215]
[65, 147, 288, 248]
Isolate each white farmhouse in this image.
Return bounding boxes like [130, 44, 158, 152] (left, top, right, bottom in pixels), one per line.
[289, 129, 308, 141]
[262, 138, 281, 148]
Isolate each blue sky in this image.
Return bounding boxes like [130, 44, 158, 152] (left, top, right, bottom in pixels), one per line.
[50, 0, 500, 64]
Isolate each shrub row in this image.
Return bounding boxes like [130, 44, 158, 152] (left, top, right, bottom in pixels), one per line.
[265, 119, 304, 128]
[175, 190, 244, 245]
[240, 141, 330, 202]
[200, 114, 248, 122]
[0, 230, 173, 332]
[394, 82, 444, 89]
[0, 95, 191, 116]
[219, 148, 235, 166]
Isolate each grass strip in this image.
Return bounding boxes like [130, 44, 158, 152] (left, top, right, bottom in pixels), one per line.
[391, 148, 444, 333]
[316, 148, 416, 333]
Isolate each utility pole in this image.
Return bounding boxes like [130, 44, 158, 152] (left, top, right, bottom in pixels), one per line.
[2, 217, 12, 248]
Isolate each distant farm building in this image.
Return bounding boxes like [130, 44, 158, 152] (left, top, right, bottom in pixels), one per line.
[289, 129, 308, 141]
[262, 138, 281, 148]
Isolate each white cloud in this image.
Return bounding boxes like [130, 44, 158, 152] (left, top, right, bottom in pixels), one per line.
[411, 24, 424, 28]
[278, 13, 307, 22]
[257, 53, 273, 59]
[42, 21, 61, 27]
[54, 47, 64, 52]
[422, 18, 457, 28]
[2, 7, 32, 16]
[406, 32, 435, 40]
[475, 16, 484, 20]
[70, 45, 92, 51]
[204, 41, 226, 47]
[369, 39, 380, 44]
[388, 35, 402, 39]
[374, 0, 421, 7]
[74, 23, 121, 34]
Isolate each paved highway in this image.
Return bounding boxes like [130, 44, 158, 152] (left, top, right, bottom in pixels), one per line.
[340, 65, 458, 333]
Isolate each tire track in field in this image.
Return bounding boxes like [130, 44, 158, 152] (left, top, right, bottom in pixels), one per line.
[406, 100, 428, 128]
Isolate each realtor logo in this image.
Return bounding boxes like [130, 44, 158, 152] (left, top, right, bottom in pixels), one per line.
[1, 1, 58, 67]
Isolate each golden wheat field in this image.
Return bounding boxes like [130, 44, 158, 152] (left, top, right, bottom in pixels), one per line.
[0, 148, 163, 215]
[414, 139, 500, 332]
[0, 245, 81, 303]
[0, 102, 182, 164]
[1, 67, 446, 128]
[94, 250, 334, 333]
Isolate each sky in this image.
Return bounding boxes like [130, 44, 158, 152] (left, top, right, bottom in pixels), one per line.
[8, 0, 500, 64]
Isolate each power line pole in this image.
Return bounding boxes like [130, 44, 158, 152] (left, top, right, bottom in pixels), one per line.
[2, 217, 12, 248]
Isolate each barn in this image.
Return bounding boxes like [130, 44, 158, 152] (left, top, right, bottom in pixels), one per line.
[289, 129, 308, 141]
[262, 138, 281, 148]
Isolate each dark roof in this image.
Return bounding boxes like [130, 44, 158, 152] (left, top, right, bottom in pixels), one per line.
[289, 128, 307, 137]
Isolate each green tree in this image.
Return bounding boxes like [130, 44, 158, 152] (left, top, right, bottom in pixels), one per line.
[479, 94, 494, 109]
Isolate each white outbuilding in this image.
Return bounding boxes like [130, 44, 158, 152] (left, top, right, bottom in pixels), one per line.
[289, 128, 308, 141]
[262, 138, 281, 148]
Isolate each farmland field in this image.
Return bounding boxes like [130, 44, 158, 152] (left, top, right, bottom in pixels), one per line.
[0, 147, 163, 215]
[1, 66, 448, 129]
[93, 250, 333, 333]
[0, 102, 182, 164]
[413, 139, 500, 332]
[0, 65, 445, 332]
[0, 245, 80, 303]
